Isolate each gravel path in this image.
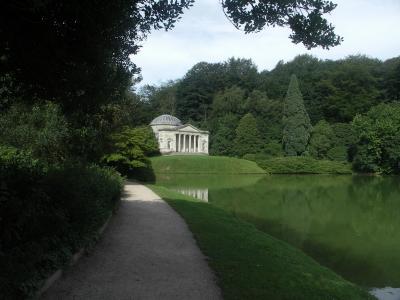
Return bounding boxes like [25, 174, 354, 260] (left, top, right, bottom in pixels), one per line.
[42, 181, 221, 300]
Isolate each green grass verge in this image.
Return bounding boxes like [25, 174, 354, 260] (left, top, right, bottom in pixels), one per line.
[150, 155, 266, 174]
[148, 185, 375, 300]
[247, 156, 352, 174]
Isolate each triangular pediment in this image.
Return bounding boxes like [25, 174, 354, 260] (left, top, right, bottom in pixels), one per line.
[178, 124, 208, 133]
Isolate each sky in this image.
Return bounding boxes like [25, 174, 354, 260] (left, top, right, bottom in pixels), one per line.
[131, 0, 400, 87]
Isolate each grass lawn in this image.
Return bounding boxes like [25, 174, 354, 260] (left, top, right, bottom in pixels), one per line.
[150, 155, 266, 174]
[148, 185, 375, 300]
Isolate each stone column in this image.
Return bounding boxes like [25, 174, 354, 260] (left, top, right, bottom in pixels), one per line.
[185, 134, 188, 152]
[190, 135, 193, 152]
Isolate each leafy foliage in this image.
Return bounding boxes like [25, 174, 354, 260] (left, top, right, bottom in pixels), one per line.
[0, 102, 69, 164]
[264, 141, 284, 157]
[309, 120, 335, 159]
[282, 75, 312, 156]
[102, 126, 159, 176]
[234, 113, 263, 157]
[0, 1, 193, 113]
[221, 0, 342, 49]
[210, 114, 240, 156]
[0, 147, 122, 298]
[352, 103, 400, 174]
[250, 156, 352, 174]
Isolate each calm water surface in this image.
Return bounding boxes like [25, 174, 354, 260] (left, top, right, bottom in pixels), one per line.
[156, 174, 400, 297]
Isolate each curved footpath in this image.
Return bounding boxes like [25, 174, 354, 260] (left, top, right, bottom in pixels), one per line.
[42, 182, 221, 300]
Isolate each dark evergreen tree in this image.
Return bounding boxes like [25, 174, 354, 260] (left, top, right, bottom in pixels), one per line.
[282, 74, 312, 156]
[234, 113, 263, 157]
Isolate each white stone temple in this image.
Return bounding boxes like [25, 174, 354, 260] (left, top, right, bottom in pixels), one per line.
[150, 114, 209, 155]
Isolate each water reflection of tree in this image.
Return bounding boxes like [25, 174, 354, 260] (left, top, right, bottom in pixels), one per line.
[211, 175, 400, 287]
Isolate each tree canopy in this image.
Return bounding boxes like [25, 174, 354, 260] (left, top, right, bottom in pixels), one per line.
[234, 113, 263, 157]
[1, 0, 341, 117]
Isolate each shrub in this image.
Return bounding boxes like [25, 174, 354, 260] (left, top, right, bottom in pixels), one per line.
[309, 120, 335, 159]
[0, 102, 69, 165]
[263, 141, 284, 157]
[352, 103, 400, 174]
[0, 146, 123, 298]
[327, 145, 348, 162]
[248, 156, 352, 174]
[103, 126, 158, 179]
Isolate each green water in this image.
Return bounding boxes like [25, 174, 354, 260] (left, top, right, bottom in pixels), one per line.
[155, 174, 400, 289]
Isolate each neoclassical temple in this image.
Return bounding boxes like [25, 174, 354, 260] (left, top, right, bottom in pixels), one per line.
[150, 114, 209, 155]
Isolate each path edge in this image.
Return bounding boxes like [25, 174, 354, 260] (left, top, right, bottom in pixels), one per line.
[35, 213, 113, 299]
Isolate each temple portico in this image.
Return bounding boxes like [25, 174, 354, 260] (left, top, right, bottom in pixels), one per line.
[150, 114, 209, 155]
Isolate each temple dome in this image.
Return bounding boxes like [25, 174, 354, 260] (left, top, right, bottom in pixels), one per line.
[150, 114, 182, 126]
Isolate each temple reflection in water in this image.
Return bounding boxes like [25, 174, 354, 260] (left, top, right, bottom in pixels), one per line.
[173, 188, 209, 202]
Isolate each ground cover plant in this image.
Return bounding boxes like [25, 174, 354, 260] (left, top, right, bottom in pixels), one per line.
[148, 185, 375, 300]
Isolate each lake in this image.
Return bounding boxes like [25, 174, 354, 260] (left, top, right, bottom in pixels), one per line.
[155, 174, 400, 299]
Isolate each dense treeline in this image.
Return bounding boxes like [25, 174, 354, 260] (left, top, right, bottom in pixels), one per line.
[138, 55, 400, 174]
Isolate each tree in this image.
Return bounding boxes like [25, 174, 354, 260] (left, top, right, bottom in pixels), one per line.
[176, 62, 226, 122]
[381, 56, 400, 101]
[210, 114, 239, 156]
[0, 102, 69, 164]
[321, 55, 382, 122]
[282, 75, 312, 156]
[245, 90, 283, 142]
[352, 103, 400, 174]
[139, 81, 178, 116]
[211, 86, 247, 118]
[221, 0, 342, 49]
[309, 120, 335, 159]
[0, 1, 193, 114]
[102, 126, 159, 175]
[234, 113, 263, 157]
[259, 55, 324, 123]
[1, 0, 341, 114]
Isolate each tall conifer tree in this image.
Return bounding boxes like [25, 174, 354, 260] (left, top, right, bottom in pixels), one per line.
[282, 75, 312, 156]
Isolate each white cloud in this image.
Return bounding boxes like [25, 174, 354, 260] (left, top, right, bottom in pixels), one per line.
[132, 0, 400, 86]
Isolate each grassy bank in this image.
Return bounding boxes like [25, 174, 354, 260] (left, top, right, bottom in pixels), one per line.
[150, 155, 266, 174]
[245, 155, 352, 174]
[149, 185, 375, 300]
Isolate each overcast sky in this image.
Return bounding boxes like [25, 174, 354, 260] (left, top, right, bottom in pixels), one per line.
[131, 0, 400, 87]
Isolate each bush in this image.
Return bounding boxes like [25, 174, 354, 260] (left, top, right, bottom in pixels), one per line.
[327, 145, 348, 162]
[102, 126, 158, 180]
[0, 102, 69, 165]
[0, 146, 123, 299]
[309, 120, 335, 159]
[247, 156, 352, 174]
[263, 141, 284, 157]
[352, 102, 400, 174]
